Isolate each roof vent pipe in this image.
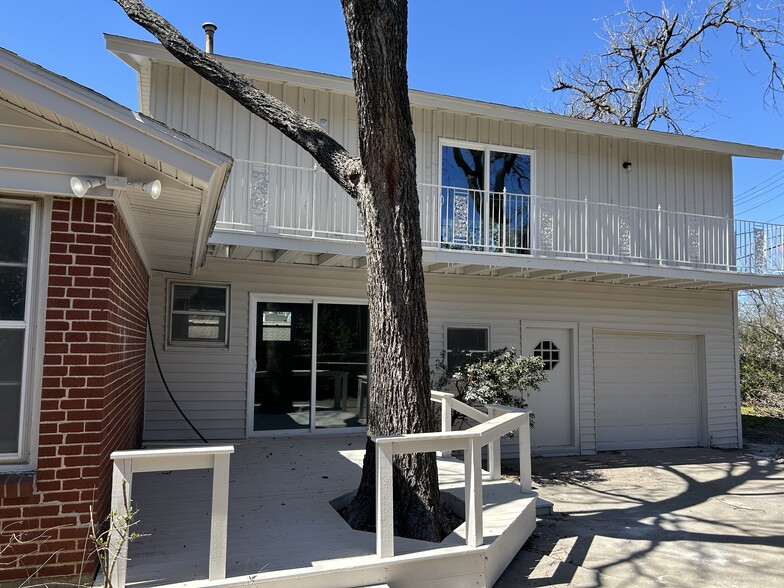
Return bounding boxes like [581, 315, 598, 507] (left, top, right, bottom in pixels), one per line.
[202, 22, 217, 54]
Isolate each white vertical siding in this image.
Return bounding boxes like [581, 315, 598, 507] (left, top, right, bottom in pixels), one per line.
[147, 64, 734, 219]
[146, 260, 740, 450]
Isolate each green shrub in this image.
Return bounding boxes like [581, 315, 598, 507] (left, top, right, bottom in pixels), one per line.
[432, 347, 547, 409]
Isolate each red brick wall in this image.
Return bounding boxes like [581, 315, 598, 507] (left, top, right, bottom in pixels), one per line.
[0, 197, 149, 584]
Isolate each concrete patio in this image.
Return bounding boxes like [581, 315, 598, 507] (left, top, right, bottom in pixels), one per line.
[497, 447, 784, 587]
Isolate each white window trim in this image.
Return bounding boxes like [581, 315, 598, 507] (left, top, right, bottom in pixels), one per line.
[0, 197, 48, 469]
[166, 281, 231, 348]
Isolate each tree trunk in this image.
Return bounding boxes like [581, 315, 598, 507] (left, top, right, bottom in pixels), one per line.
[341, 0, 451, 542]
[115, 0, 450, 543]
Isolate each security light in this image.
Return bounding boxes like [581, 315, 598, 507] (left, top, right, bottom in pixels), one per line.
[131, 180, 163, 200]
[69, 176, 104, 198]
[70, 176, 162, 200]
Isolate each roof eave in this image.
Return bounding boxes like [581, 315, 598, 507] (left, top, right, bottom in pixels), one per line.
[105, 34, 783, 161]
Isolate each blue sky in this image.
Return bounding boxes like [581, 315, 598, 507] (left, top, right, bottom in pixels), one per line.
[4, 1, 784, 221]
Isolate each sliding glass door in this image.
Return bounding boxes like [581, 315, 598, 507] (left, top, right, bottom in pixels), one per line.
[251, 298, 369, 433]
[253, 301, 313, 431]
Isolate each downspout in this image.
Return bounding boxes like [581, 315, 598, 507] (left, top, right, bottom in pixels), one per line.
[733, 292, 743, 449]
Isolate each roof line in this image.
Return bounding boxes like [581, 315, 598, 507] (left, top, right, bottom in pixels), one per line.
[1, 45, 232, 176]
[105, 33, 783, 161]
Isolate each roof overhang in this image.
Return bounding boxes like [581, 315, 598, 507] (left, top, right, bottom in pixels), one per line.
[0, 47, 233, 275]
[106, 34, 783, 161]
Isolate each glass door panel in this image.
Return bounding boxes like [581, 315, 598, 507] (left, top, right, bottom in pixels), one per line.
[315, 303, 369, 429]
[253, 301, 313, 431]
[441, 146, 486, 249]
[489, 150, 531, 253]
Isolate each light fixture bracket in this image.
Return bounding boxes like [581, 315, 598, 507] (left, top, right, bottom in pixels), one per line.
[105, 175, 128, 190]
[69, 175, 162, 199]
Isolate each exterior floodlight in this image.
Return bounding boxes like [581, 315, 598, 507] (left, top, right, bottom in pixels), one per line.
[131, 180, 162, 200]
[69, 176, 104, 198]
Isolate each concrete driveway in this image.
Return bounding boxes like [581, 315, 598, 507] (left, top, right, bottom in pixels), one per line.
[496, 447, 784, 587]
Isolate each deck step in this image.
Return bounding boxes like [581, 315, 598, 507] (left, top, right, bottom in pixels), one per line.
[536, 497, 554, 516]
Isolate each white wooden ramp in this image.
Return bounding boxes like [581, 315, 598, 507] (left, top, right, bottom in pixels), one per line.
[119, 435, 536, 588]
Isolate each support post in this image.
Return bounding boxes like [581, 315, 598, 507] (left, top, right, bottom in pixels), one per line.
[208, 453, 231, 580]
[108, 458, 133, 588]
[518, 413, 532, 493]
[486, 406, 501, 480]
[466, 437, 484, 548]
[376, 443, 395, 558]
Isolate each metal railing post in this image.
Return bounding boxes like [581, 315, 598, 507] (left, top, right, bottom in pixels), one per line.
[584, 198, 589, 258]
[657, 205, 663, 265]
[726, 216, 731, 271]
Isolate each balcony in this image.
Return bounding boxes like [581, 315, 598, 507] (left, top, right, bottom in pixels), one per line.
[211, 160, 784, 289]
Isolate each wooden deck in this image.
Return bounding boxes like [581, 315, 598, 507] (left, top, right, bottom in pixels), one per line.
[122, 434, 536, 588]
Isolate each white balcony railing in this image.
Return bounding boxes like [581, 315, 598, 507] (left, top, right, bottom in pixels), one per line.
[215, 160, 784, 275]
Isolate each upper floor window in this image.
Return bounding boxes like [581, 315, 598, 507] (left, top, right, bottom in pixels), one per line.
[168, 283, 230, 347]
[0, 201, 35, 461]
[440, 141, 534, 253]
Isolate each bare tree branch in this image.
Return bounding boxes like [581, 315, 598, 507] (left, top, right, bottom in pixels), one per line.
[113, 0, 363, 195]
[550, 0, 784, 133]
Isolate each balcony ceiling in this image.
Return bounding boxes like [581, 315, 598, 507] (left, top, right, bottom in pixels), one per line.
[206, 236, 784, 291]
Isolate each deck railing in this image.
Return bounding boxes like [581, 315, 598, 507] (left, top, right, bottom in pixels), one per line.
[373, 392, 532, 558]
[216, 160, 784, 275]
[107, 446, 234, 588]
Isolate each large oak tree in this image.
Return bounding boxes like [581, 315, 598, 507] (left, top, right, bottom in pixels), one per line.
[114, 0, 452, 541]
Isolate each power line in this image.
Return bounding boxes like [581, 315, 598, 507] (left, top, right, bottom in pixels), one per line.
[735, 166, 784, 204]
[735, 180, 784, 216]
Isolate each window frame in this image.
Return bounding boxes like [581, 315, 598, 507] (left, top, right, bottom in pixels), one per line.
[444, 324, 491, 368]
[167, 282, 231, 348]
[438, 139, 536, 250]
[0, 198, 40, 465]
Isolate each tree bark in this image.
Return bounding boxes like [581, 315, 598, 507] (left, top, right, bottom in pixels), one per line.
[115, 0, 450, 541]
[340, 0, 450, 542]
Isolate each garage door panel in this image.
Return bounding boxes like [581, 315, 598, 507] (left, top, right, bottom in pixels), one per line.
[595, 332, 700, 451]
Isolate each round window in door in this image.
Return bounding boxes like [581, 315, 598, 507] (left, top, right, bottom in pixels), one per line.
[533, 340, 560, 370]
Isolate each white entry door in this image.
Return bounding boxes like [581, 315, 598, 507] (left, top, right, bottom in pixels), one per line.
[523, 326, 575, 451]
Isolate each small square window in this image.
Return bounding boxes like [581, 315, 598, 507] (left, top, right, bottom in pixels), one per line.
[446, 326, 489, 369]
[169, 284, 229, 346]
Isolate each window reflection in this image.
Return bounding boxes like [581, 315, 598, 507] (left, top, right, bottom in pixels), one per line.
[441, 145, 531, 253]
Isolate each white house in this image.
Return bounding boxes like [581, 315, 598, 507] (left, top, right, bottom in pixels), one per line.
[107, 33, 784, 457]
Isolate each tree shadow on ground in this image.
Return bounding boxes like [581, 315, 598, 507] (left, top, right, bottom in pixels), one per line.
[497, 448, 784, 587]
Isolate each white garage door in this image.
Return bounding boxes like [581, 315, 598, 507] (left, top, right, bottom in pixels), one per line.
[595, 332, 701, 451]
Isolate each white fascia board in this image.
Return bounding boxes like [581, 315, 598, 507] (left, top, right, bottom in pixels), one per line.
[421, 247, 784, 289]
[193, 159, 233, 274]
[0, 48, 232, 184]
[106, 35, 784, 161]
